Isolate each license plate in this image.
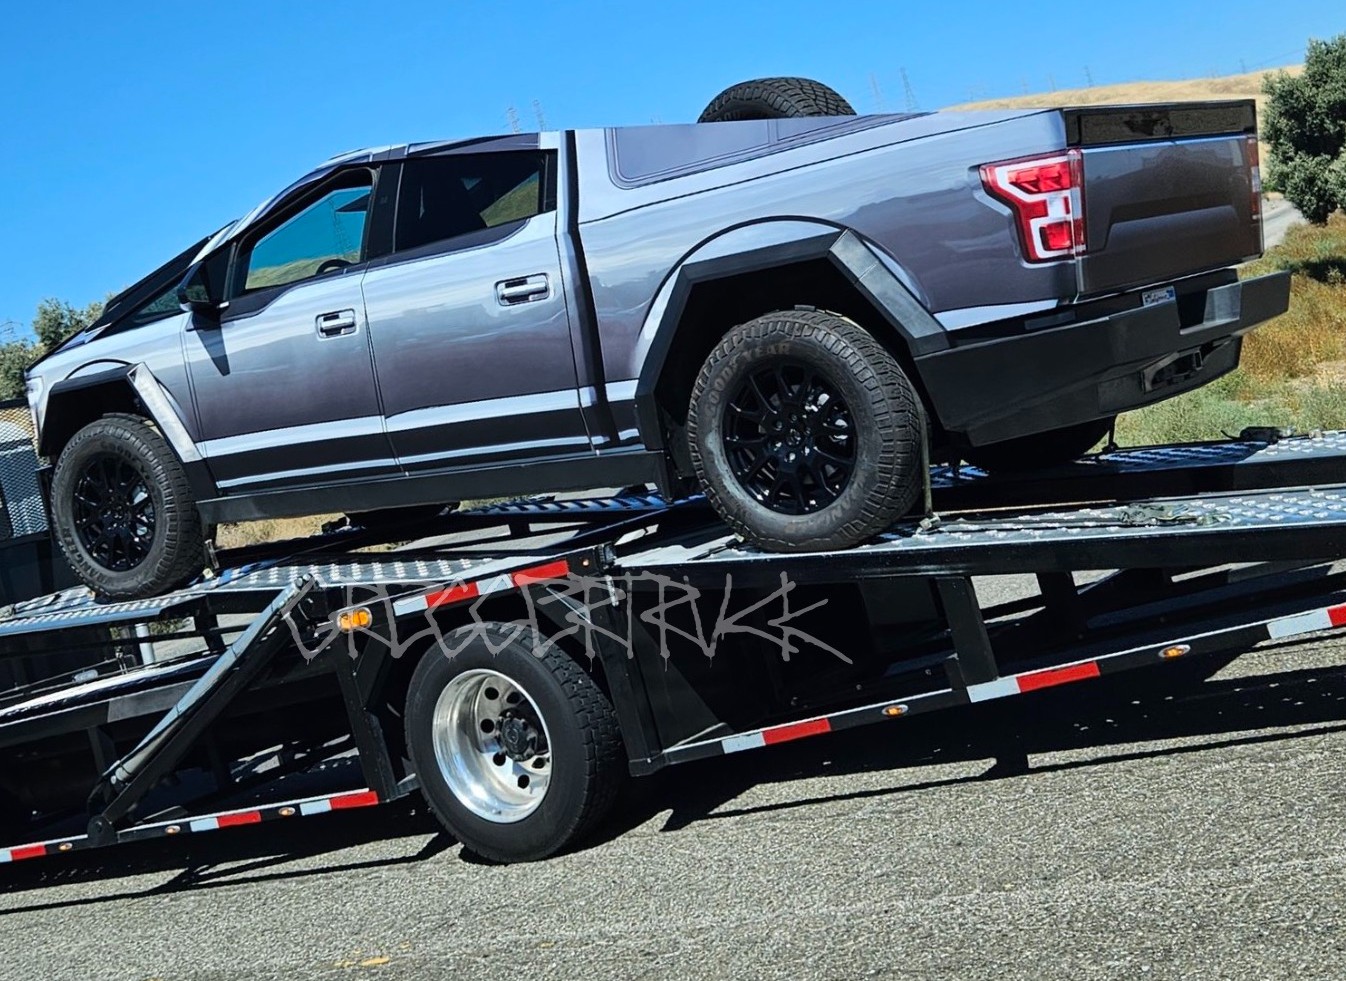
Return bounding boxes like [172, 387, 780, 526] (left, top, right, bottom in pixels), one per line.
[1142, 286, 1177, 307]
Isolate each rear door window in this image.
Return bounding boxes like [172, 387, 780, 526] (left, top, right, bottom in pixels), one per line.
[393, 152, 553, 254]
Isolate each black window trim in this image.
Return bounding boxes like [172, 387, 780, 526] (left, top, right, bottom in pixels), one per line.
[225, 163, 382, 307]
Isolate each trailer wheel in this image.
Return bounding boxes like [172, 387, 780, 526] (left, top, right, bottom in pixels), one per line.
[962, 417, 1115, 473]
[50, 413, 206, 600]
[698, 77, 855, 122]
[404, 624, 625, 862]
[688, 309, 924, 552]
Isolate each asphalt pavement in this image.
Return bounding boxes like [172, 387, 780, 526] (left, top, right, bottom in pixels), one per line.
[3, 617, 1345, 980]
[1263, 196, 1304, 249]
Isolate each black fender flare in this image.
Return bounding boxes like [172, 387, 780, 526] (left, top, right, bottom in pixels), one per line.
[40, 363, 217, 502]
[631, 227, 949, 451]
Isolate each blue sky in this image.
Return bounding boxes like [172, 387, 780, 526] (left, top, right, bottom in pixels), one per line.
[0, 0, 1335, 339]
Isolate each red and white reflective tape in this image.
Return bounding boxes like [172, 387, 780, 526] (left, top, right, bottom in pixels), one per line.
[0, 789, 381, 864]
[722, 717, 832, 754]
[967, 660, 1102, 702]
[392, 559, 571, 617]
[1266, 601, 1346, 640]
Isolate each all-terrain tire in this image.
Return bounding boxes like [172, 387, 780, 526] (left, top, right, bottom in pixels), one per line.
[51, 413, 206, 600]
[687, 310, 924, 552]
[962, 417, 1115, 473]
[698, 77, 855, 122]
[405, 624, 626, 863]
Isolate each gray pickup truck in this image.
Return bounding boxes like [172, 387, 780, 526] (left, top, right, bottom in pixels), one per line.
[26, 78, 1289, 599]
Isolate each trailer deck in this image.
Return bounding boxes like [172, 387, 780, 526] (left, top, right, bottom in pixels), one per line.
[7, 430, 1346, 863]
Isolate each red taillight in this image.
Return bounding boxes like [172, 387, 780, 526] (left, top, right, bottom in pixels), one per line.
[980, 149, 1087, 263]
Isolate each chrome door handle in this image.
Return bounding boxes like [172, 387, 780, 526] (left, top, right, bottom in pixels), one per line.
[496, 274, 550, 305]
[316, 309, 357, 336]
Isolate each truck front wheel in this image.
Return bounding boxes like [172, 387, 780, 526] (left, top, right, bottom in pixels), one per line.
[687, 310, 924, 552]
[404, 624, 626, 862]
[50, 413, 206, 600]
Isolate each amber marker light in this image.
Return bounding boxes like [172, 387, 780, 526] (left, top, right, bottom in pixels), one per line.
[1159, 644, 1191, 660]
[883, 705, 909, 717]
[279, 807, 297, 817]
[337, 608, 373, 633]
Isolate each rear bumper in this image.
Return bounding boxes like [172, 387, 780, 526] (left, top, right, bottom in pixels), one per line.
[916, 270, 1291, 446]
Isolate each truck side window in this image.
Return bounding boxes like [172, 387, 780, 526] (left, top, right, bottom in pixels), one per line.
[394, 152, 552, 254]
[238, 169, 375, 292]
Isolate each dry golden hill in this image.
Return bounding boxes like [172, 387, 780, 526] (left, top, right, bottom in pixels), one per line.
[951, 65, 1302, 114]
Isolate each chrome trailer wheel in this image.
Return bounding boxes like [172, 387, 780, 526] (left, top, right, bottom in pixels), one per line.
[431, 669, 553, 824]
[405, 624, 626, 862]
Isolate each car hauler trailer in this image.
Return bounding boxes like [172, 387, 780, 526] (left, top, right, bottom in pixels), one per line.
[8, 432, 1346, 863]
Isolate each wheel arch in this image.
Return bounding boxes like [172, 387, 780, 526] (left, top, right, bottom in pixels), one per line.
[40, 363, 202, 467]
[632, 223, 949, 472]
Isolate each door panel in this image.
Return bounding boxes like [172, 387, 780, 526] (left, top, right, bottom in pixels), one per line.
[185, 274, 391, 489]
[362, 210, 588, 471]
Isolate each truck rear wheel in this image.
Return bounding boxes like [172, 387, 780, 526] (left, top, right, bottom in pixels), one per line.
[404, 624, 625, 863]
[698, 77, 855, 122]
[962, 417, 1115, 473]
[50, 414, 206, 600]
[687, 310, 924, 552]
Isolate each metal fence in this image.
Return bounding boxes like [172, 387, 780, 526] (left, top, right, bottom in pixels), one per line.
[0, 397, 47, 540]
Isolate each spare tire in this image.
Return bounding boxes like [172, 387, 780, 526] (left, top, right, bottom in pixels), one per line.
[699, 77, 855, 123]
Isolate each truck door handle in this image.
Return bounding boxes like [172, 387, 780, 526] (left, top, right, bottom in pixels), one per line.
[496, 274, 550, 306]
[316, 309, 358, 337]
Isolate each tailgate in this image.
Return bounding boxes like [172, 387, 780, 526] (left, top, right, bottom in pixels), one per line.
[1070, 101, 1262, 296]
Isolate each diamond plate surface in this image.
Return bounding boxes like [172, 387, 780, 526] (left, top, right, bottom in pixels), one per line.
[624, 488, 1346, 568]
[0, 555, 499, 638]
[931, 431, 1346, 486]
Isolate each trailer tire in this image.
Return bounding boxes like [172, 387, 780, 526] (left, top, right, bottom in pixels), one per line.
[50, 413, 206, 600]
[962, 417, 1115, 473]
[404, 623, 625, 863]
[698, 77, 855, 122]
[688, 310, 924, 552]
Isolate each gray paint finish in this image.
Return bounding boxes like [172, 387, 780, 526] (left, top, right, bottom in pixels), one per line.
[27, 100, 1278, 520]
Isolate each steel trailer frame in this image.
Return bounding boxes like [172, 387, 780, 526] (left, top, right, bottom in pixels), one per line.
[7, 432, 1346, 863]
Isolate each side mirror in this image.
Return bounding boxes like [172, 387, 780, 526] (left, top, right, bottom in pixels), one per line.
[177, 261, 226, 318]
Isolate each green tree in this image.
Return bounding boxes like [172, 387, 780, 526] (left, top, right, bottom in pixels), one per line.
[0, 296, 106, 400]
[31, 297, 105, 350]
[1263, 35, 1346, 224]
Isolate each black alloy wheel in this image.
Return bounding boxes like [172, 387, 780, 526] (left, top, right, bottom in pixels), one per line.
[70, 453, 156, 572]
[723, 360, 857, 515]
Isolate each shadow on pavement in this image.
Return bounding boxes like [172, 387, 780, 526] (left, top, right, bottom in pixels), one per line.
[598, 645, 1346, 842]
[4, 645, 1346, 901]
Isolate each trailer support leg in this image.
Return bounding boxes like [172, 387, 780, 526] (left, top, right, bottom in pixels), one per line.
[937, 577, 999, 687]
[333, 654, 400, 801]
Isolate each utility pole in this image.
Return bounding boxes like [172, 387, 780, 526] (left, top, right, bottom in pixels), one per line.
[532, 100, 547, 131]
[869, 73, 886, 113]
[505, 106, 522, 134]
[900, 67, 918, 111]
[1047, 73, 1057, 92]
[1084, 65, 1095, 87]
